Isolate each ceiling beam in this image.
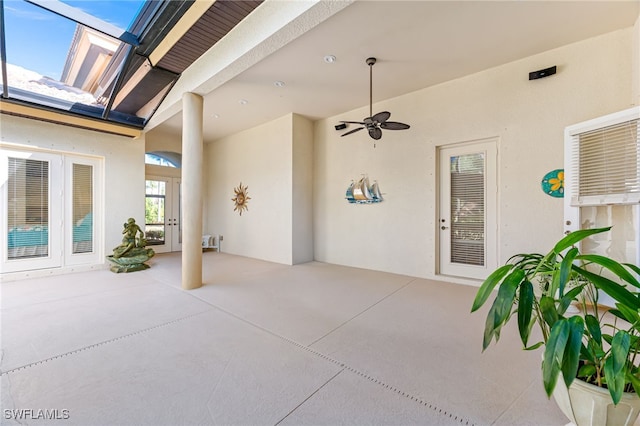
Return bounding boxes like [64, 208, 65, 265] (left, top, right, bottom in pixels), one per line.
[0, 100, 142, 138]
[148, 0, 216, 67]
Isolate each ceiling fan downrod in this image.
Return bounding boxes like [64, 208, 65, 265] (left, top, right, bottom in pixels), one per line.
[367, 57, 376, 119]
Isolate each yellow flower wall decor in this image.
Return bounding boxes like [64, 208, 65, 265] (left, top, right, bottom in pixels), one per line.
[232, 182, 251, 215]
[541, 169, 564, 198]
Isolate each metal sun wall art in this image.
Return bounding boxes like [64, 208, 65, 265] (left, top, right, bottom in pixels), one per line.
[541, 169, 564, 198]
[232, 182, 251, 215]
[346, 175, 383, 204]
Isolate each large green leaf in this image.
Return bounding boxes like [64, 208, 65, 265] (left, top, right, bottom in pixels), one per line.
[577, 254, 640, 289]
[578, 363, 597, 378]
[559, 285, 584, 314]
[554, 247, 578, 298]
[561, 316, 584, 388]
[603, 331, 630, 405]
[543, 319, 571, 397]
[624, 263, 640, 276]
[614, 304, 640, 328]
[540, 296, 559, 328]
[524, 341, 545, 351]
[517, 279, 534, 346]
[492, 270, 524, 326]
[553, 227, 611, 254]
[483, 303, 500, 351]
[481, 270, 524, 350]
[574, 266, 640, 310]
[584, 314, 602, 348]
[472, 264, 513, 312]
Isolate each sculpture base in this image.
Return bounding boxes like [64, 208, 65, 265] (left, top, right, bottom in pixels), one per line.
[109, 262, 150, 273]
[106, 247, 155, 274]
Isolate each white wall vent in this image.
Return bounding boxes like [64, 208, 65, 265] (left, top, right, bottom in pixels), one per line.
[565, 106, 640, 207]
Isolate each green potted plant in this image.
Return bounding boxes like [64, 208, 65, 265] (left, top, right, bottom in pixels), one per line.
[471, 226, 640, 426]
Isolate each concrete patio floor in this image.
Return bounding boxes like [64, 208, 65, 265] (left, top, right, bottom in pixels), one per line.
[1, 252, 569, 425]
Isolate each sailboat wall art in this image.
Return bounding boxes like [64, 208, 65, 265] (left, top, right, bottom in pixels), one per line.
[346, 175, 383, 204]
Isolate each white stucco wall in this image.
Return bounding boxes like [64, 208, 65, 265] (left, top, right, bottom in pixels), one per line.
[0, 114, 146, 268]
[313, 28, 633, 283]
[204, 114, 294, 264]
[292, 114, 314, 264]
[633, 12, 640, 106]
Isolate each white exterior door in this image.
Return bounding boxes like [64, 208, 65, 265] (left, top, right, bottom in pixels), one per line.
[1, 149, 102, 274]
[438, 138, 498, 280]
[145, 176, 181, 253]
[1, 151, 62, 272]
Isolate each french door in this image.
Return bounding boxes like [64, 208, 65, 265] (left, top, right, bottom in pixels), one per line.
[438, 138, 497, 279]
[145, 176, 181, 253]
[1, 149, 101, 273]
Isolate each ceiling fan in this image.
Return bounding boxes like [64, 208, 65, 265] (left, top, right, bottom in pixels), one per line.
[340, 57, 410, 141]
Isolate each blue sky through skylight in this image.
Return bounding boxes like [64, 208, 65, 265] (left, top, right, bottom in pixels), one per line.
[4, 0, 145, 80]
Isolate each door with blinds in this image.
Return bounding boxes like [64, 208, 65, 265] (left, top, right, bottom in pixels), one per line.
[1, 149, 101, 273]
[438, 139, 497, 279]
[1, 151, 63, 272]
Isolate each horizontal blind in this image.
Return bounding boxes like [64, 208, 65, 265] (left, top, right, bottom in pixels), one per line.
[72, 163, 93, 254]
[571, 118, 640, 206]
[450, 154, 485, 266]
[7, 158, 49, 259]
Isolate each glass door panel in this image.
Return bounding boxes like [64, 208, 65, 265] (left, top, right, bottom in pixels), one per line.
[2, 151, 62, 272]
[145, 179, 167, 249]
[439, 139, 497, 279]
[145, 176, 181, 253]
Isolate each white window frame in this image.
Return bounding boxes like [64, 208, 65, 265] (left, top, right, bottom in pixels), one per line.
[564, 106, 640, 209]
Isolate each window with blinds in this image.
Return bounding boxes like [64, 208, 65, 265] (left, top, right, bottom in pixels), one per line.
[7, 158, 49, 259]
[569, 117, 640, 206]
[72, 163, 93, 254]
[450, 153, 485, 266]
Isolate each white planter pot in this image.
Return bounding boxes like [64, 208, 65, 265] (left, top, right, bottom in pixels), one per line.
[552, 377, 640, 426]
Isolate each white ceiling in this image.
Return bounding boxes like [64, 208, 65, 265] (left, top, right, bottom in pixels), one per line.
[148, 0, 639, 142]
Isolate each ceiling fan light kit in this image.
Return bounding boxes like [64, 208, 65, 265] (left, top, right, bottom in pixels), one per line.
[340, 57, 410, 145]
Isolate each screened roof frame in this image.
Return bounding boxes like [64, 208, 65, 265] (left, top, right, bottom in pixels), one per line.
[0, 0, 183, 130]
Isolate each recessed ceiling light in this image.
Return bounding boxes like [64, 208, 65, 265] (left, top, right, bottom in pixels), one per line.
[274, 80, 285, 87]
[324, 55, 336, 64]
[239, 99, 248, 105]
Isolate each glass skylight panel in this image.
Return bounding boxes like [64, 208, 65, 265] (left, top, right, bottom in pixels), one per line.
[60, 1, 145, 32]
[1, 0, 158, 127]
[4, 1, 123, 114]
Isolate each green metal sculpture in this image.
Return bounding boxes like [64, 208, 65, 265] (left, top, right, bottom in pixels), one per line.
[107, 218, 155, 273]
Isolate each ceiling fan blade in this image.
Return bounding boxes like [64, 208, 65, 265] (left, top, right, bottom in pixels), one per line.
[371, 111, 390, 124]
[368, 127, 382, 140]
[341, 127, 365, 137]
[380, 121, 410, 130]
[340, 120, 366, 125]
